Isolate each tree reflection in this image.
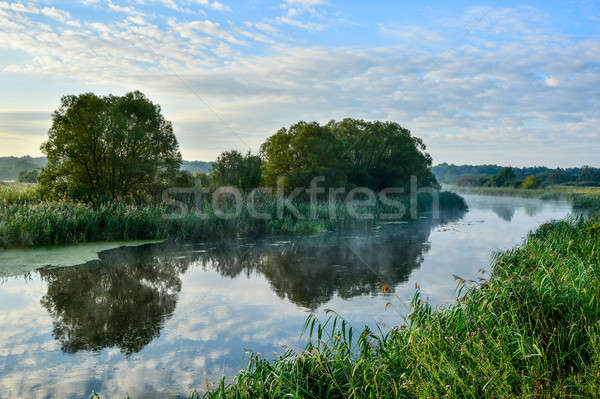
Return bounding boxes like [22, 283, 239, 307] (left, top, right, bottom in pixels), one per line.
[193, 211, 465, 309]
[38, 210, 465, 354]
[39, 244, 188, 355]
[490, 204, 516, 222]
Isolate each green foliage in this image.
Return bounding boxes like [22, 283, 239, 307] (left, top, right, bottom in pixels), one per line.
[170, 170, 196, 188]
[39, 91, 182, 200]
[578, 165, 600, 185]
[521, 175, 541, 189]
[433, 163, 600, 187]
[261, 119, 437, 191]
[483, 167, 519, 187]
[200, 216, 600, 398]
[260, 121, 346, 190]
[209, 150, 262, 191]
[16, 168, 40, 183]
[329, 118, 438, 190]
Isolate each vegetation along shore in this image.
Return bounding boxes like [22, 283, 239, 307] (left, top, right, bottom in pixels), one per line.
[0, 92, 466, 248]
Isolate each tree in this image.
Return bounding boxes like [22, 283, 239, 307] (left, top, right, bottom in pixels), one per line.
[209, 150, 262, 192]
[39, 91, 182, 200]
[260, 121, 347, 190]
[483, 167, 518, 187]
[17, 168, 40, 183]
[328, 119, 437, 190]
[521, 175, 542, 189]
[578, 166, 600, 184]
[170, 170, 196, 188]
[260, 119, 438, 191]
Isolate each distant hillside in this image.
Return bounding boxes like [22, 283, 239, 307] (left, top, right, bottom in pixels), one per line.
[0, 156, 47, 181]
[181, 160, 213, 174]
[433, 163, 600, 187]
[0, 157, 213, 181]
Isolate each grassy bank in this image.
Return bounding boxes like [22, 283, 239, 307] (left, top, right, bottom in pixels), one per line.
[198, 215, 600, 398]
[450, 185, 600, 213]
[0, 185, 466, 248]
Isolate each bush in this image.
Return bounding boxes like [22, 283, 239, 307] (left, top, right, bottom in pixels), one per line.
[521, 175, 542, 189]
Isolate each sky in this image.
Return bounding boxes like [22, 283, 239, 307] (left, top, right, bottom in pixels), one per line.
[0, 0, 599, 166]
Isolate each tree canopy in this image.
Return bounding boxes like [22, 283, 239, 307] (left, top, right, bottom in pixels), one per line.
[328, 119, 437, 190]
[39, 91, 181, 199]
[260, 119, 437, 191]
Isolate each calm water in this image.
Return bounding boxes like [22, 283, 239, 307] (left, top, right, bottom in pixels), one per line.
[0, 194, 573, 398]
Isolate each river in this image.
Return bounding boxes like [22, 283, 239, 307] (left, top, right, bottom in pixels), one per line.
[0, 193, 574, 398]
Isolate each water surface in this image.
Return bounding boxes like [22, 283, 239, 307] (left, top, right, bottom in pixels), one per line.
[0, 194, 573, 398]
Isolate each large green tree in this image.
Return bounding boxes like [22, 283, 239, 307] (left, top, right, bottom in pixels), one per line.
[39, 91, 181, 199]
[328, 119, 437, 190]
[260, 119, 437, 191]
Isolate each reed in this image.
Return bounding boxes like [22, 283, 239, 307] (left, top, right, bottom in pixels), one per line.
[0, 189, 466, 248]
[0, 182, 41, 204]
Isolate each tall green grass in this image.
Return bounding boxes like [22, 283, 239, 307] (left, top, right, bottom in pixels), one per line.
[0, 182, 41, 204]
[0, 189, 466, 248]
[198, 216, 600, 398]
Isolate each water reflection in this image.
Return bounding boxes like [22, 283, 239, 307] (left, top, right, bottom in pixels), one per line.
[0, 194, 576, 398]
[37, 211, 464, 356]
[464, 194, 553, 222]
[39, 245, 189, 355]
[202, 217, 454, 309]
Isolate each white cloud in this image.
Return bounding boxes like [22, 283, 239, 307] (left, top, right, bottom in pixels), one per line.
[275, 15, 325, 31]
[194, 0, 231, 12]
[0, 4, 598, 164]
[544, 76, 559, 87]
[0, 2, 39, 14]
[107, 2, 146, 16]
[40, 7, 71, 22]
[283, 0, 328, 7]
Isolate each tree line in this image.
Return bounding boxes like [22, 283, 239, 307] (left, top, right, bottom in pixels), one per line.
[433, 163, 600, 188]
[33, 91, 438, 201]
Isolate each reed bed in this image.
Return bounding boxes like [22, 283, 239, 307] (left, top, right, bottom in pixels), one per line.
[0, 182, 41, 204]
[198, 215, 600, 398]
[0, 188, 466, 248]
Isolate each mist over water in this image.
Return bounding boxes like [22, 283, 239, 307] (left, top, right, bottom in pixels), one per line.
[0, 194, 573, 398]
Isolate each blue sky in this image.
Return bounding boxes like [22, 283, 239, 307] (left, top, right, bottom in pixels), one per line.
[0, 0, 599, 166]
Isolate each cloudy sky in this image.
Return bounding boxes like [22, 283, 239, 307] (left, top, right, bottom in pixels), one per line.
[0, 0, 599, 166]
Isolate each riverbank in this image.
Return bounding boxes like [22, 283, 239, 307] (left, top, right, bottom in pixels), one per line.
[0, 184, 466, 248]
[197, 213, 600, 398]
[449, 185, 600, 213]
